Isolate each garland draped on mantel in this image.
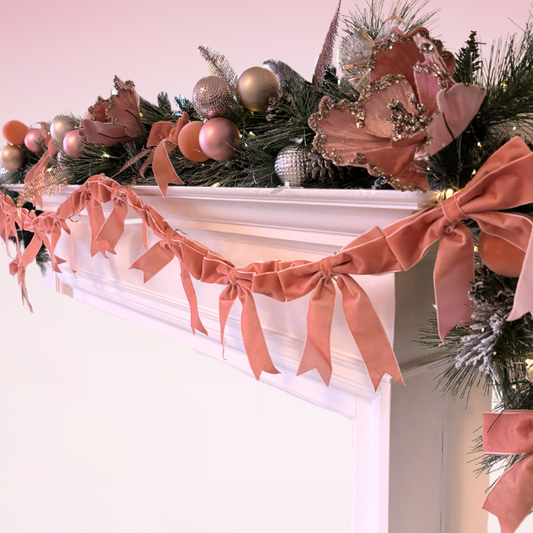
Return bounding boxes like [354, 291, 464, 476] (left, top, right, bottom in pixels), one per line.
[2, 137, 533, 391]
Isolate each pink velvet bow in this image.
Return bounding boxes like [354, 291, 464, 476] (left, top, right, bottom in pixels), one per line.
[253, 227, 404, 390]
[384, 137, 533, 340]
[201, 254, 280, 380]
[130, 229, 208, 336]
[142, 114, 189, 196]
[483, 411, 533, 533]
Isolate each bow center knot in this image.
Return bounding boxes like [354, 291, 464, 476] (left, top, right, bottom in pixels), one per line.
[9, 259, 20, 276]
[320, 256, 334, 278]
[229, 268, 239, 285]
[442, 194, 467, 231]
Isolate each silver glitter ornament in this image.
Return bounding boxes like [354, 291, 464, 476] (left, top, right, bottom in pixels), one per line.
[274, 144, 308, 187]
[50, 116, 76, 144]
[192, 76, 233, 118]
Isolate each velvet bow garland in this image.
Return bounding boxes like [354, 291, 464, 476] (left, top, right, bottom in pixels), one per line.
[483, 411, 533, 533]
[383, 137, 533, 340]
[252, 227, 404, 390]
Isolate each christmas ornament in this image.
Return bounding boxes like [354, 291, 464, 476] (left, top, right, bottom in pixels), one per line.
[50, 116, 76, 144]
[24, 128, 45, 154]
[63, 129, 84, 158]
[478, 232, 525, 278]
[236, 67, 279, 112]
[0, 144, 25, 170]
[274, 144, 307, 187]
[199, 118, 240, 160]
[192, 76, 233, 118]
[2, 120, 29, 146]
[177, 121, 210, 162]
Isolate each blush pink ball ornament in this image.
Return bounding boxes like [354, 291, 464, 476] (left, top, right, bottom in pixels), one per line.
[24, 128, 45, 154]
[198, 118, 241, 161]
[63, 129, 84, 158]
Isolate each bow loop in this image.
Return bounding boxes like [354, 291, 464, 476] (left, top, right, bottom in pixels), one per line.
[482, 411, 533, 533]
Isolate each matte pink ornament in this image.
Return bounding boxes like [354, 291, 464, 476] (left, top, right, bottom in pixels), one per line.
[24, 128, 45, 154]
[63, 130, 84, 158]
[199, 118, 241, 160]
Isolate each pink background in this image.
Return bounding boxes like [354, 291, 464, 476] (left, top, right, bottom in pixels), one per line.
[0, 1, 531, 532]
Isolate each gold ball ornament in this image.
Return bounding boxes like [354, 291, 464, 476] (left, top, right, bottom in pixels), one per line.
[0, 144, 25, 171]
[478, 231, 525, 278]
[236, 67, 279, 112]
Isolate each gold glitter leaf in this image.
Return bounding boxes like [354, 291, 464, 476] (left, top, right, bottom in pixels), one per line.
[17, 166, 68, 211]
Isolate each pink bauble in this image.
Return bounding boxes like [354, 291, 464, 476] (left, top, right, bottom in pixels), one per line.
[199, 118, 241, 161]
[24, 128, 45, 154]
[63, 129, 83, 158]
[177, 121, 210, 162]
[2, 120, 28, 146]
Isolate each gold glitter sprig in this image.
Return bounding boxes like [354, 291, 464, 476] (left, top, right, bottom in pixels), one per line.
[17, 166, 68, 213]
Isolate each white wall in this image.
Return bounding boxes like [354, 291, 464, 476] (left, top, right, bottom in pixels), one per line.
[1, 1, 531, 532]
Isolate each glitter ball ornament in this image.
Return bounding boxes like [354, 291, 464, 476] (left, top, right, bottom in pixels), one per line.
[274, 144, 307, 187]
[50, 116, 76, 144]
[192, 76, 233, 119]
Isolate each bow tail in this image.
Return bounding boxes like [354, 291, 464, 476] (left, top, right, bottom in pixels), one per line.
[47, 223, 67, 273]
[178, 261, 208, 336]
[130, 243, 175, 282]
[298, 278, 335, 386]
[482, 453, 533, 533]
[85, 198, 110, 257]
[434, 226, 475, 341]
[10, 233, 43, 312]
[239, 289, 280, 379]
[96, 200, 129, 254]
[152, 140, 184, 197]
[338, 274, 403, 391]
[509, 221, 533, 321]
[219, 286, 238, 355]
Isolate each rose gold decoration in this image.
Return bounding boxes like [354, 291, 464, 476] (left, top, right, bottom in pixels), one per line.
[478, 231, 525, 278]
[313, 0, 341, 86]
[177, 121, 210, 162]
[2, 120, 29, 146]
[236, 67, 279, 112]
[0, 144, 25, 170]
[198, 118, 240, 160]
[309, 27, 485, 191]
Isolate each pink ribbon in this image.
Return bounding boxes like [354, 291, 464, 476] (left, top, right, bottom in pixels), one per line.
[130, 229, 207, 336]
[258, 227, 403, 390]
[384, 137, 533, 341]
[483, 411, 533, 533]
[143, 113, 189, 196]
[201, 254, 280, 380]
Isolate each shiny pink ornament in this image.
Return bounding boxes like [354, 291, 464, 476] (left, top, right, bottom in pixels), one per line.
[199, 118, 241, 161]
[63, 129, 84, 158]
[24, 128, 45, 154]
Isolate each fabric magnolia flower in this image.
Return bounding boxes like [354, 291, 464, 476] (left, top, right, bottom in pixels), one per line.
[80, 76, 145, 146]
[309, 27, 486, 191]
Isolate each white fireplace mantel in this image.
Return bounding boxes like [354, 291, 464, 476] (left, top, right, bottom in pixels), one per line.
[21, 184, 445, 533]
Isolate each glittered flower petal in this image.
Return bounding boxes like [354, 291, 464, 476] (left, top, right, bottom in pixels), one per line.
[426, 84, 486, 156]
[80, 119, 132, 146]
[106, 77, 145, 138]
